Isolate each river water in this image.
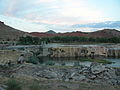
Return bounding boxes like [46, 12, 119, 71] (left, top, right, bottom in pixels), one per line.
[105, 58, 120, 67]
[7, 43, 120, 67]
[38, 57, 120, 67]
[41, 43, 120, 67]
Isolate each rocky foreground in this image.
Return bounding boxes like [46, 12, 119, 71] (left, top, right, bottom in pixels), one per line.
[0, 62, 120, 90]
[13, 63, 120, 85]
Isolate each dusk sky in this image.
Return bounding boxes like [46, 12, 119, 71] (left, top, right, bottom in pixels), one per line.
[0, 0, 120, 32]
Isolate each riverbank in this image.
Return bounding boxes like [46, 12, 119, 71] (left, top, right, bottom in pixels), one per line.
[0, 63, 120, 90]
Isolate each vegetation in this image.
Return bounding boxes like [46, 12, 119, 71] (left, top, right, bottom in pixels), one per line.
[1, 75, 119, 90]
[29, 82, 40, 90]
[45, 61, 55, 66]
[45, 36, 120, 43]
[17, 36, 41, 45]
[6, 79, 22, 90]
[26, 56, 39, 64]
[18, 36, 120, 45]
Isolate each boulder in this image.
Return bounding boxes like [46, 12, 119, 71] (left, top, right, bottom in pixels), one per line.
[115, 68, 120, 76]
[72, 74, 86, 81]
[7, 63, 120, 85]
[90, 62, 105, 74]
[0, 84, 7, 90]
[0, 87, 5, 90]
[36, 70, 58, 79]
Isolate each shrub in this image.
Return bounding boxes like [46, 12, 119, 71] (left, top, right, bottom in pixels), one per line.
[0, 65, 8, 69]
[6, 79, 21, 90]
[45, 61, 55, 66]
[29, 82, 40, 90]
[27, 56, 39, 64]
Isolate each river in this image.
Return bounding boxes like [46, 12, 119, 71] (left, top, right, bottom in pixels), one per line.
[38, 57, 120, 67]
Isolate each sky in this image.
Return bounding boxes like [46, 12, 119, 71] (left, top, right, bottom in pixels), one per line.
[0, 0, 120, 32]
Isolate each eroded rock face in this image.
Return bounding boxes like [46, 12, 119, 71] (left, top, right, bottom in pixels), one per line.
[40, 44, 120, 58]
[3, 63, 120, 85]
[49, 47, 108, 58]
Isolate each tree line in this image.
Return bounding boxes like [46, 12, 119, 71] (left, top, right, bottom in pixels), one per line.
[17, 36, 120, 45]
[17, 36, 41, 45]
[41, 36, 120, 43]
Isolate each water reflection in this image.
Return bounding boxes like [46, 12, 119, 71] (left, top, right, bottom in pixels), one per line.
[38, 57, 92, 67]
[106, 58, 120, 67]
[38, 57, 120, 67]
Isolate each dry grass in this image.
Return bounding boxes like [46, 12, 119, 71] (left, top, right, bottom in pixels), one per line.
[0, 50, 21, 64]
[0, 75, 120, 90]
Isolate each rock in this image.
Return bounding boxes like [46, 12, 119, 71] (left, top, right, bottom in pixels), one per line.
[103, 68, 119, 85]
[65, 78, 69, 81]
[88, 75, 96, 80]
[72, 74, 86, 81]
[115, 68, 120, 76]
[46, 72, 58, 79]
[36, 70, 58, 79]
[70, 72, 76, 77]
[82, 68, 90, 74]
[17, 54, 25, 64]
[90, 62, 105, 74]
[0, 84, 7, 90]
[105, 68, 116, 79]
[0, 87, 5, 90]
[7, 63, 120, 85]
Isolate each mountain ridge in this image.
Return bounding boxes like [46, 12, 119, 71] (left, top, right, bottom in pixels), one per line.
[30, 29, 120, 38]
[0, 21, 120, 41]
[0, 21, 29, 41]
[46, 30, 56, 34]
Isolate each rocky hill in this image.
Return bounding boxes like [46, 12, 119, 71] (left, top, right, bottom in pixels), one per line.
[30, 29, 120, 38]
[0, 21, 29, 41]
[46, 30, 56, 34]
[88, 29, 120, 38]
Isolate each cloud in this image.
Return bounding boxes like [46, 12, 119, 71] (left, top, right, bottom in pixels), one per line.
[59, 0, 105, 24]
[0, 0, 116, 25]
[0, 0, 119, 32]
[0, 15, 48, 32]
[35, 0, 56, 3]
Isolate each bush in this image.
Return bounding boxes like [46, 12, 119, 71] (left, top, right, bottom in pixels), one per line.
[0, 64, 9, 69]
[27, 56, 39, 64]
[29, 82, 40, 90]
[18, 36, 41, 45]
[45, 61, 55, 66]
[6, 79, 22, 90]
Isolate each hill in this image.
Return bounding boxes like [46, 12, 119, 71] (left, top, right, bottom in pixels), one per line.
[30, 29, 120, 38]
[88, 29, 120, 38]
[0, 21, 120, 40]
[0, 21, 29, 41]
[30, 31, 87, 38]
[46, 30, 56, 34]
